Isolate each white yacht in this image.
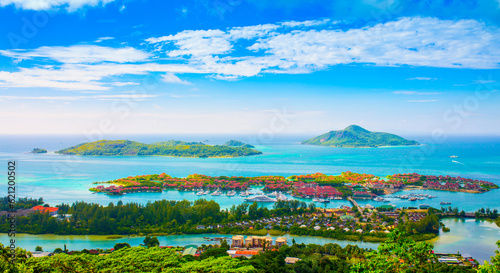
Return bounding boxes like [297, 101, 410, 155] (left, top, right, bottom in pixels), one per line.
[276, 192, 288, 201]
[244, 195, 277, 202]
[240, 191, 249, 197]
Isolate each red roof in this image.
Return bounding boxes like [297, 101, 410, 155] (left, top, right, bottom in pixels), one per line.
[33, 206, 59, 213]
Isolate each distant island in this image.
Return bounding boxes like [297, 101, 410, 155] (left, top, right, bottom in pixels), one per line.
[56, 140, 262, 158]
[302, 125, 419, 148]
[223, 140, 255, 148]
[31, 148, 47, 154]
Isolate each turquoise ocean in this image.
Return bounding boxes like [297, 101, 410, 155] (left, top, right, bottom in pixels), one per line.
[1, 134, 499, 211]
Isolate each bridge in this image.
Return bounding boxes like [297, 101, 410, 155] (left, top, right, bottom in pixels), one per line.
[347, 196, 363, 212]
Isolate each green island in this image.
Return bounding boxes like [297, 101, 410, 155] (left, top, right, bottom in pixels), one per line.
[30, 148, 47, 154]
[55, 140, 262, 158]
[302, 125, 419, 148]
[88, 171, 498, 195]
[223, 140, 255, 148]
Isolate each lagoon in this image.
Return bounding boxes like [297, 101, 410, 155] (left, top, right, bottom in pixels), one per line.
[2, 218, 498, 263]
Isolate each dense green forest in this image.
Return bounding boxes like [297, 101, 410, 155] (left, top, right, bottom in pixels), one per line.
[0, 199, 310, 235]
[56, 140, 262, 158]
[2, 230, 495, 272]
[1, 198, 437, 242]
[302, 125, 419, 148]
[0, 197, 44, 211]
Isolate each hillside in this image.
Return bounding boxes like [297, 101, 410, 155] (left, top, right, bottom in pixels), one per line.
[302, 125, 419, 148]
[56, 140, 262, 158]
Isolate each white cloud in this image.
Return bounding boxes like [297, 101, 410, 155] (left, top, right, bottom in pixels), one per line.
[228, 24, 279, 40]
[393, 91, 441, 95]
[111, 81, 140, 86]
[1, 17, 500, 90]
[119, 4, 125, 12]
[0, 45, 150, 64]
[0, 94, 157, 101]
[0, 63, 200, 90]
[161, 73, 192, 85]
[0, 0, 115, 11]
[280, 19, 332, 28]
[407, 77, 437, 81]
[246, 17, 500, 70]
[406, 99, 438, 102]
[95, 37, 115, 43]
[146, 29, 232, 57]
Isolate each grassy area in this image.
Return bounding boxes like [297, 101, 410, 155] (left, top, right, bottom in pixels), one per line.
[106, 235, 124, 239]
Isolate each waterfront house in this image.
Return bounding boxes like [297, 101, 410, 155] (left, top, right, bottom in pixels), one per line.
[196, 225, 205, 230]
[275, 237, 287, 248]
[246, 236, 273, 248]
[232, 235, 245, 248]
[353, 191, 372, 199]
[31, 251, 52, 258]
[182, 247, 197, 256]
[32, 206, 59, 216]
[227, 250, 260, 258]
[285, 257, 301, 264]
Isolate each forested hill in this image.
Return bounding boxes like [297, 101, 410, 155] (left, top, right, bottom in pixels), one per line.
[223, 140, 255, 148]
[302, 125, 419, 148]
[56, 140, 262, 158]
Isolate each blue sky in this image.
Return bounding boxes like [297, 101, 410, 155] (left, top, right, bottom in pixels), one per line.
[0, 0, 499, 135]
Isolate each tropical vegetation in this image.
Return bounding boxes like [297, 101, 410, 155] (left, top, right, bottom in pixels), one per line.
[302, 125, 419, 148]
[56, 140, 262, 158]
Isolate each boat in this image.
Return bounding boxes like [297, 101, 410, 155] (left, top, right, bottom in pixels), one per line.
[312, 197, 320, 202]
[409, 197, 418, 201]
[276, 192, 288, 201]
[268, 191, 278, 197]
[211, 189, 221, 196]
[318, 198, 330, 203]
[240, 191, 249, 197]
[373, 196, 385, 202]
[440, 201, 452, 205]
[196, 190, 205, 195]
[450, 155, 458, 158]
[244, 195, 277, 202]
[226, 190, 236, 197]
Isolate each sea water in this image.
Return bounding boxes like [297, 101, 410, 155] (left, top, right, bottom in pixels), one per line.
[0, 134, 499, 211]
